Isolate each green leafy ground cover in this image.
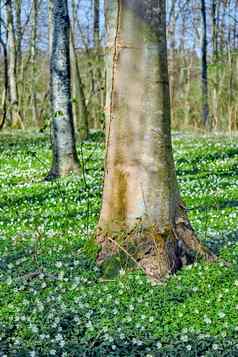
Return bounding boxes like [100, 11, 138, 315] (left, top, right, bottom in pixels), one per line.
[0, 131, 238, 356]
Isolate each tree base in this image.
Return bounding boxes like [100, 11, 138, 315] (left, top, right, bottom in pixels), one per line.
[11, 111, 24, 129]
[45, 161, 80, 181]
[96, 218, 215, 281]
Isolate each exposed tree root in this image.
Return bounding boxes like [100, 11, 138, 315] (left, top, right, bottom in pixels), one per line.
[96, 210, 216, 281]
[174, 201, 216, 262]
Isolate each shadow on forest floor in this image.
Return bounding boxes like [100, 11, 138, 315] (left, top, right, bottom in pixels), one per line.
[188, 199, 238, 212]
[204, 229, 238, 254]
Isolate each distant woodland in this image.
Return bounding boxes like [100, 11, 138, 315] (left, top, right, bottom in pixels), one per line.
[0, 0, 238, 133]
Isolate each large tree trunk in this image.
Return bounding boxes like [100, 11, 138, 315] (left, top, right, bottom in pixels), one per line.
[97, 0, 213, 281]
[46, 0, 80, 179]
[5, 0, 24, 129]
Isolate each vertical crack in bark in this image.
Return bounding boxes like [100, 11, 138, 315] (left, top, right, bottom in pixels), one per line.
[104, 0, 121, 174]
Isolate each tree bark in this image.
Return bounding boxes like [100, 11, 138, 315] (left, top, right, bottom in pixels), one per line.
[211, 0, 218, 62]
[15, 0, 22, 69]
[46, 0, 80, 179]
[0, 36, 8, 130]
[70, 0, 79, 130]
[97, 0, 214, 281]
[70, 27, 89, 141]
[31, 0, 38, 126]
[5, 0, 24, 129]
[14, 0, 24, 118]
[168, 0, 177, 122]
[48, 0, 53, 58]
[201, 0, 210, 129]
[91, 0, 104, 130]
[93, 0, 100, 49]
[0, 0, 7, 130]
[70, 0, 89, 140]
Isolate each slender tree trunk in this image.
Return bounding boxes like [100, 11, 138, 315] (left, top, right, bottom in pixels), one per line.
[228, 32, 234, 132]
[5, 0, 24, 129]
[184, 61, 192, 128]
[93, 0, 100, 48]
[92, 0, 104, 129]
[0, 37, 8, 130]
[48, 0, 53, 58]
[70, 27, 89, 140]
[201, 0, 209, 129]
[46, 0, 80, 179]
[70, 0, 89, 140]
[168, 0, 177, 122]
[31, 0, 38, 126]
[97, 0, 213, 281]
[212, 0, 218, 62]
[15, 0, 22, 69]
[15, 0, 25, 117]
[70, 0, 79, 129]
[48, 0, 53, 127]
[219, 4, 226, 56]
[211, 0, 221, 130]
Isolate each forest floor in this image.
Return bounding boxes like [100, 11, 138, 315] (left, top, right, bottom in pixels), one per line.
[0, 131, 238, 356]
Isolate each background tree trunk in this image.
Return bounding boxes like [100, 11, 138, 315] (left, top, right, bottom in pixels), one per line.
[97, 0, 213, 281]
[0, 0, 8, 130]
[0, 36, 8, 130]
[70, 0, 89, 140]
[47, 0, 80, 179]
[15, 0, 24, 119]
[6, 0, 23, 129]
[70, 27, 89, 141]
[168, 0, 177, 122]
[15, 0, 22, 69]
[31, 0, 38, 126]
[48, 0, 53, 58]
[93, 0, 100, 49]
[70, 0, 80, 131]
[201, 0, 210, 129]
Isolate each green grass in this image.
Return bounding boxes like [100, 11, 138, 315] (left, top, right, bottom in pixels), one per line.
[0, 130, 238, 356]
